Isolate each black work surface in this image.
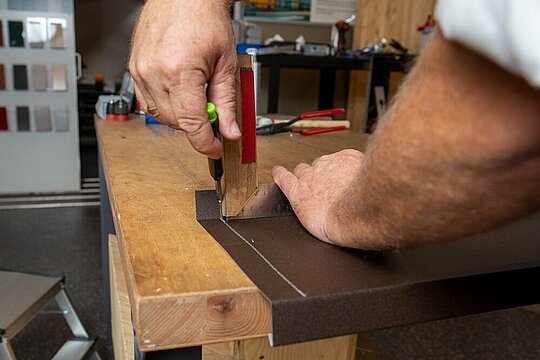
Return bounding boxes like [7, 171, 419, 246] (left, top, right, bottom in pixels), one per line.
[196, 191, 540, 346]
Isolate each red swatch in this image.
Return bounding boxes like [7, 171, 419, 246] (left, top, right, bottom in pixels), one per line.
[0, 107, 7, 130]
[240, 69, 256, 164]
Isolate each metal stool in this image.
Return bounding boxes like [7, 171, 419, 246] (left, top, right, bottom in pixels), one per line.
[0, 270, 100, 359]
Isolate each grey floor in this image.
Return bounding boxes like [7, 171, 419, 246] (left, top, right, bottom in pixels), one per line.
[0, 205, 112, 359]
[1, 204, 539, 359]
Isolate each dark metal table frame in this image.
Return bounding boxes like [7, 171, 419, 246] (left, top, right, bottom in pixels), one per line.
[256, 53, 415, 133]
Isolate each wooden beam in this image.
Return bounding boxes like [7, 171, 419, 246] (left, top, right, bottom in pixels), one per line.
[109, 234, 135, 360]
[221, 54, 258, 217]
[203, 334, 358, 360]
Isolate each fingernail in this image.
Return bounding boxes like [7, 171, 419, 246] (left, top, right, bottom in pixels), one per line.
[230, 122, 242, 137]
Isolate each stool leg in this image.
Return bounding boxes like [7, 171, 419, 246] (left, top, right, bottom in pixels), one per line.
[55, 289, 89, 338]
[88, 351, 102, 360]
[0, 337, 16, 360]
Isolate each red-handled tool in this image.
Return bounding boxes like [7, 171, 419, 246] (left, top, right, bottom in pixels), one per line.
[256, 108, 346, 135]
[292, 125, 347, 136]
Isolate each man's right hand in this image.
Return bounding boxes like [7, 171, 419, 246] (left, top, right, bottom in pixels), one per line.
[129, 0, 241, 159]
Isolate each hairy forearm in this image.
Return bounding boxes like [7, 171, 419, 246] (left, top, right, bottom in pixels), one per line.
[330, 30, 540, 249]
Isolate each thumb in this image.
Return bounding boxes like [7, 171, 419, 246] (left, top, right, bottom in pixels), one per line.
[272, 166, 298, 202]
[207, 57, 240, 141]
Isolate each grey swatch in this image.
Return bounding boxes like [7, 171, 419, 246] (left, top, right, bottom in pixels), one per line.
[53, 106, 69, 132]
[31, 64, 48, 91]
[34, 105, 52, 131]
[16, 106, 30, 131]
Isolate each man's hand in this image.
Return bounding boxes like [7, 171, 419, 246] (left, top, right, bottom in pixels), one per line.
[272, 150, 364, 245]
[129, 0, 240, 159]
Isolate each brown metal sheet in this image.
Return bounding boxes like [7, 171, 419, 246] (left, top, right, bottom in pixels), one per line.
[196, 190, 540, 346]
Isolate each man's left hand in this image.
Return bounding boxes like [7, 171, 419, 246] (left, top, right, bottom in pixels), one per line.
[272, 149, 364, 245]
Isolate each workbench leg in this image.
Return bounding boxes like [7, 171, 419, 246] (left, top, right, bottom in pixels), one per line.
[318, 68, 336, 110]
[99, 150, 115, 345]
[364, 57, 393, 133]
[267, 59, 281, 113]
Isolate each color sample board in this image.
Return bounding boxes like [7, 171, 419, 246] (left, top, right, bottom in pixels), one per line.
[0, 6, 80, 193]
[196, 191, 540, 346]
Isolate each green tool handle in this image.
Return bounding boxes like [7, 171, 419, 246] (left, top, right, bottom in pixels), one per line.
[208, 121, 223, 182]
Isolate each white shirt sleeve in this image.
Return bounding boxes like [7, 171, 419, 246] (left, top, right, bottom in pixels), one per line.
[435, 0, 540, 88]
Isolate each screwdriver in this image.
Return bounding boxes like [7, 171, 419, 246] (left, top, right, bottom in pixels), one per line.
[206, 102, 223, 202]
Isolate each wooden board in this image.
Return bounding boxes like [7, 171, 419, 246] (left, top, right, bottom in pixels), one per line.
[109, 234, 134, 360]
[221, 54, 258, 217]
[347, 0, 437, 130]
[203, 335, 357, 360]
[96, 115, 369, 350]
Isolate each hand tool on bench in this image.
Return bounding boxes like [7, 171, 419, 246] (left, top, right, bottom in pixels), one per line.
[217, 54, 294, 220]
[256, 108, 346, 136]
[206, 102, 223, 203]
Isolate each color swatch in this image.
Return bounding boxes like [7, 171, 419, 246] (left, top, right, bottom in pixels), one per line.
[8, 21, 24, 47]
[27, 17, 46, 49]
[0, 107, 7, 131]
[0, 20, 4, 47]
[16, 106, 30, 131]
[49, 19, 67, 49]
[53, 106, 69, 132]
[0, 64, 5, 90]
[31, 65, 48, 90]
[52, 64, 67, 91]
[13, 65, 28, 90]
[34, 105, 52, 131]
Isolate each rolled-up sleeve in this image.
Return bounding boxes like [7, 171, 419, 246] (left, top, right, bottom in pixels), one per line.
[436, 0, 540, 88]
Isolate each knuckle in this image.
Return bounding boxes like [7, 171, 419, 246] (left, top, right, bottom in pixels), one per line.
[160, 61, 182, 78]
[129, 63, 141, 82]
[136, 59, 153, 79]
[178, 117, 205, 135]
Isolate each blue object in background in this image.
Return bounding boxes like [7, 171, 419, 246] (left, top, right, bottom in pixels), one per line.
[145, 113, 161, 124]
[237, 43, 262, 55]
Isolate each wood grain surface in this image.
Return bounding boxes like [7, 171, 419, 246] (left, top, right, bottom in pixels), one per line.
[96, 115, 369, 350]
[203, 334, 357, 360]
[109, 235, 135, 360]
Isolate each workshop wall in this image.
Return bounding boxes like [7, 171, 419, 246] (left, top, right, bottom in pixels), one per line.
[255, 20, 349, 116]
[74, 0, 141, 87]
[347, 0, 437, 129]
[73, 1, 348, 116]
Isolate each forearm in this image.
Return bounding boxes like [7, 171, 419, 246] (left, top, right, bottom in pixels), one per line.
[330, 30, 540, 249]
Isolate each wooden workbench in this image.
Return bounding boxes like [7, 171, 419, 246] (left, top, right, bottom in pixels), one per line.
[96, 115, 368, 354]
